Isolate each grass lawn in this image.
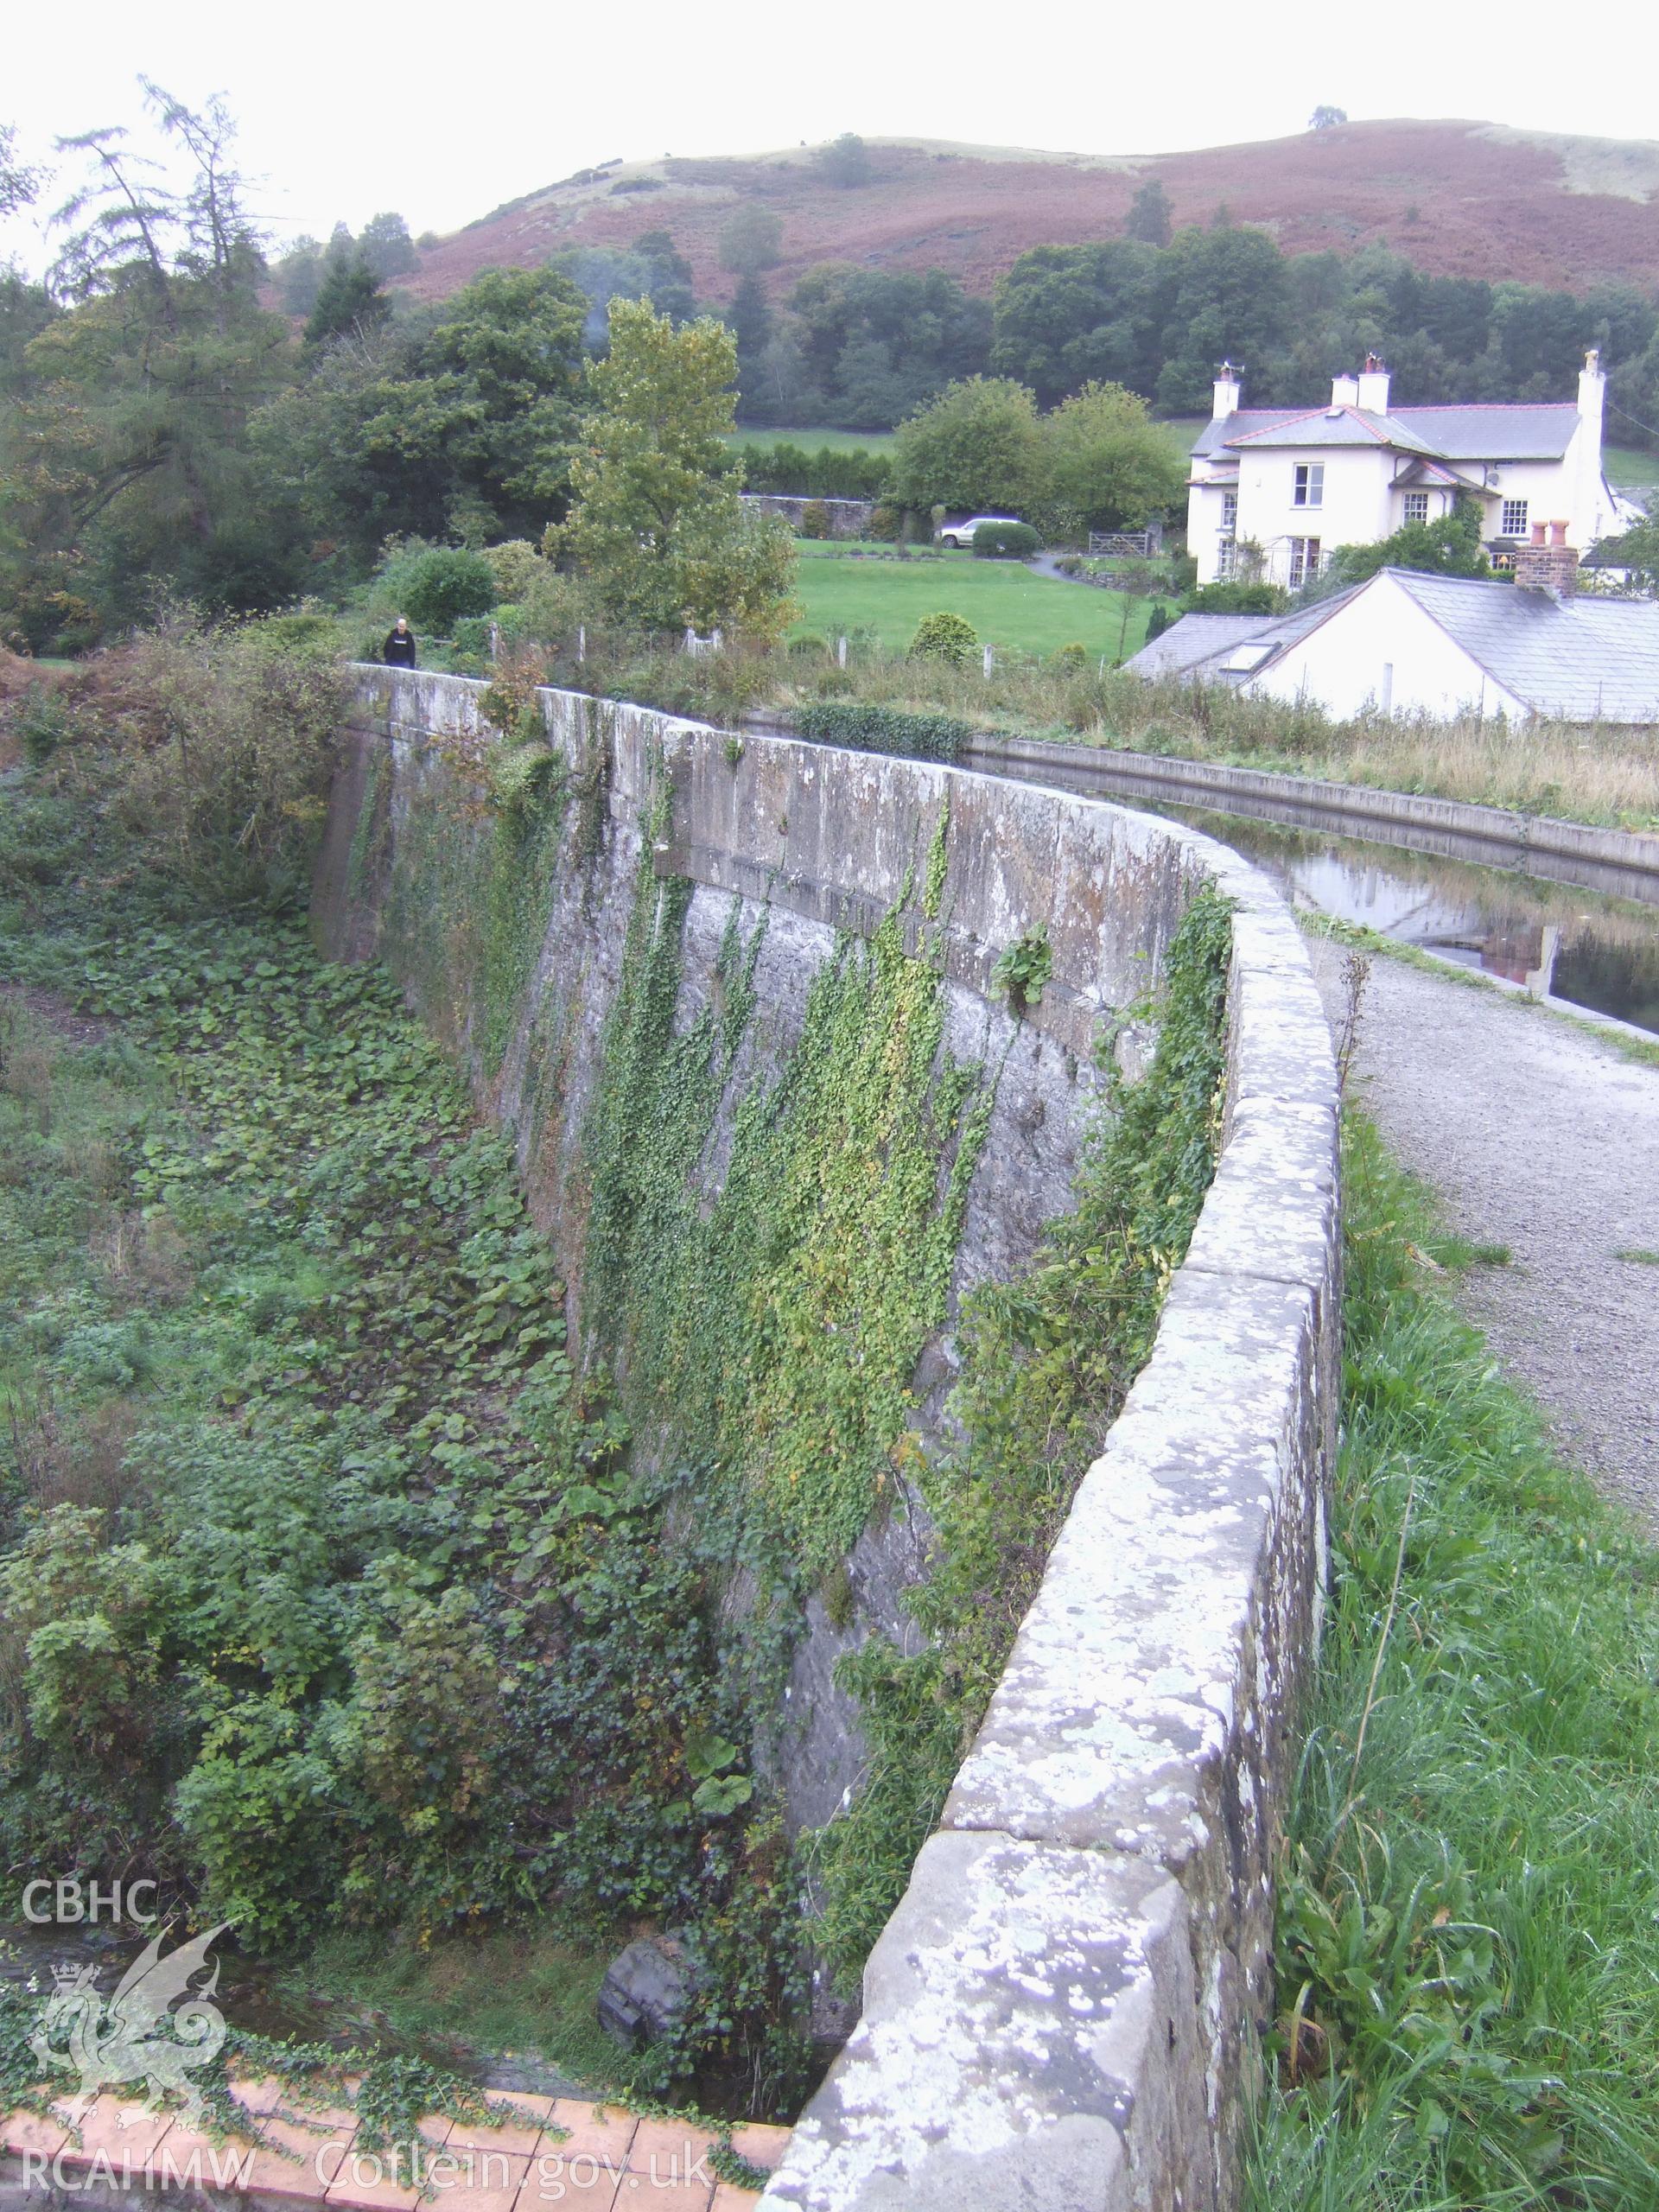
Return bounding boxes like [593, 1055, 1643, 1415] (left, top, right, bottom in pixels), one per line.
[1605, 441, 1659, 486]
[728, 424, 895, 453]
[788, 543, 1160, 658]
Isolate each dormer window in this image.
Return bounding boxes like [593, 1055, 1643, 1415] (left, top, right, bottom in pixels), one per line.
[1294, 464, 1324, 509]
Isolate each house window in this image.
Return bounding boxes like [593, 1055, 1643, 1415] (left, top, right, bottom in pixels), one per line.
[1294, 464, 1325, 509]
[1221, 491, 1238, 530]
[1501, 497, 1529, 537]
[1288, 537, 1322, 588]
[1402, 491, 1429, 524]
[1217, 539, 1238, 580]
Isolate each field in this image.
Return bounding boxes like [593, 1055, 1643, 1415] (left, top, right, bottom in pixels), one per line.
[787, 543, 1160, 658]
[728, 425, 895, 453]
[1606, 441, 1659, 486]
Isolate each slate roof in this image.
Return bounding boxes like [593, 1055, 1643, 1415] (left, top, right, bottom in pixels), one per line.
[1122, 613, 1276, 677]
[1390, 405, 1579, 461]
[1122, 588, 1365, 685]
[1387, 569, 1659, 720]
[1224, 408, 1436, 454]
[1191, 402, 1580, 466]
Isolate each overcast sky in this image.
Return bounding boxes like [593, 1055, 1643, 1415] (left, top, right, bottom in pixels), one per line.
[4, 0, 1656, 274]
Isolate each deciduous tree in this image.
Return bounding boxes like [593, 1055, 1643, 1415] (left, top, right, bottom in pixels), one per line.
[1039, 380, 1186, 535]
[718, 205, 784, 276]
[889, 377, 1046, 517]
[1124, 179, 1173, 248]
[554, 297, 796, 640]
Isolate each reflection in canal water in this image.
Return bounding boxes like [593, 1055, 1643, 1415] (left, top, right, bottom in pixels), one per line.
[1162, 810, 1659, 1038]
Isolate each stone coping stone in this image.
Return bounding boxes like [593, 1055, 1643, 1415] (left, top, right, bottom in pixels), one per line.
[763, 1831, 1205, 2212]
[940, 1265, 1324, 1859]
[0, 2089, 791, 2212]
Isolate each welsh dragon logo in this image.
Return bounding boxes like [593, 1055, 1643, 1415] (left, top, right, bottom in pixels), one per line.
[30, 1923, 231, 2126]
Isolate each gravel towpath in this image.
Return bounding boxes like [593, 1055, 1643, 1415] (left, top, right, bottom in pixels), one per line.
[1306, 941, 1659, 1523]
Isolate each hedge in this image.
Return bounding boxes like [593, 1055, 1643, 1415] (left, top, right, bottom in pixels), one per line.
[793, 702, 969, 763]
[971, 521, 1041, 559]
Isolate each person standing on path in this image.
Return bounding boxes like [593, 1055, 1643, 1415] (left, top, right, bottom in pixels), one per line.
[384, 616, 417, 669]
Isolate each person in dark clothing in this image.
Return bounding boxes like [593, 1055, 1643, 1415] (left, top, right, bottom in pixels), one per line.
[384, 617, 417, 668]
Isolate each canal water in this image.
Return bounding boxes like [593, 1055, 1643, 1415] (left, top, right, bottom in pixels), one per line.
[1144, 805, 1659, 1039]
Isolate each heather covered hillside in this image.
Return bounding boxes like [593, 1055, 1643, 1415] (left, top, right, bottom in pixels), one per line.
[408, 121, 1659, 308]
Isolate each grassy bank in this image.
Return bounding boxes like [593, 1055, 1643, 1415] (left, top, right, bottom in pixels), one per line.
[1246, 1110, 1659, 2208]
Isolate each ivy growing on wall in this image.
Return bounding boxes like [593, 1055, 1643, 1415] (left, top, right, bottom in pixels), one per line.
[381, 701, 612, 1081]
[581, 793, 993, 1597]
[807, 885, 1235, 1986]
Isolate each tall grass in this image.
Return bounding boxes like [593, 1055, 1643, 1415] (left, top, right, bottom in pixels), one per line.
[1244, 1112, 1659, 2209]
[763, 649, 1659, 830]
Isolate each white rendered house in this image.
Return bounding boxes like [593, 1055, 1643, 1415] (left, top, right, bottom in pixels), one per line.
[1186, 352, 1624, 588]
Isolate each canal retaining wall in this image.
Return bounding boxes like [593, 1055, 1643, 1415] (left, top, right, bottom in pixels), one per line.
[315, 669, 1340, 2212]
[957, 730, 1659, 905]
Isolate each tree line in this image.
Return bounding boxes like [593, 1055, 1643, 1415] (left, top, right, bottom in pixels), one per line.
[5, 86, 1658, 654]
[733, 225, 1659, 434]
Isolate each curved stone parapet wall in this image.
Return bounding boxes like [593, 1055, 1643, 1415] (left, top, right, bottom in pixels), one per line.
[317, 670, 1340, 2212]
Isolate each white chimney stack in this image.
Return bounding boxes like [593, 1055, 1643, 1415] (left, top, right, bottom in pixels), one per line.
[1212, 361, 1242, 421]
[1331, 371, 1359, 407]
[1579, 346, 1605, 425]
[1356, 353, 1391, 413]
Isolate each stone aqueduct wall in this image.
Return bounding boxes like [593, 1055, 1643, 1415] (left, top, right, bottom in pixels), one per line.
[314, 670, 1340, 2212]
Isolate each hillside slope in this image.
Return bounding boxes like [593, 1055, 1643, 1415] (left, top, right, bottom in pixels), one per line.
[407, 120, 1659, 306]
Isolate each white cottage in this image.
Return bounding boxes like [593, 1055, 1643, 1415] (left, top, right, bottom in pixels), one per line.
[1125, 532, 1659, 724]
[1187, 352, 1624, 589]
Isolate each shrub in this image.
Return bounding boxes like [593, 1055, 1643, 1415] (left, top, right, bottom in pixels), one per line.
[794, 702, 969, 762]
[397, 548, 498, 633]
[972, 521, 1041, 559]
[1144, 603, 1174, 643]
[1048, 642, 1090, 672]
[481, 539, 549, 601]
[15, 685, 71, 766]
[868, 503, 900, 542]
[788, 633, 828, 658]
[84, 614, 348, 906]
[1186, 580, 1289, 614]
[990, 925, 1052, 1014]
[909, 611, 979, 665]
[799, 500, 831, 541]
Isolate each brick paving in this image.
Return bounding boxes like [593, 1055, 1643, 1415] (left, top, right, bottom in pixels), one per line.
[0, 2083, 791, 2210]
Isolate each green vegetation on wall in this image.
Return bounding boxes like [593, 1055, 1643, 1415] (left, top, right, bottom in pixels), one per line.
[809, 885, 1234, 1986]
[581, 795, 993, 1592]
[381, 693, 607, 1082]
